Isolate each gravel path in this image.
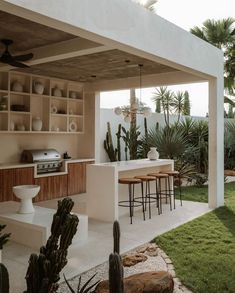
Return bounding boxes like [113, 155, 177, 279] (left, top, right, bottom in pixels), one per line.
[58, 243, 192, 293]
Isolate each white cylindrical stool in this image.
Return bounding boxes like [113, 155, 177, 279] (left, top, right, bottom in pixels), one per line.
[13, 185, 40, 214]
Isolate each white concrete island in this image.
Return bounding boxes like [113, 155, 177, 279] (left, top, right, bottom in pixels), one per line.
[87, 159, 174, 222]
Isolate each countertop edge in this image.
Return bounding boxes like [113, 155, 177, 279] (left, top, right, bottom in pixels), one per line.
[0, 158, 95, 170]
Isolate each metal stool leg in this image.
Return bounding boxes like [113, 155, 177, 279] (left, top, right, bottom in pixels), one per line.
[147, 181, 151, 219]
[178, 175, 182, 206]
[166, 177, 172, 211]
[168, 176, 174, 209]
[141, 182, 146, 221]
[128, 183, 133, 224]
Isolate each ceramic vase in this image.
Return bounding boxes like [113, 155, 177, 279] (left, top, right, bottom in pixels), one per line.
[147, 147, 159, 160]
[33, 81, 44, 95]
[32, 117, 42, 131]
[12, 81, 23, 92]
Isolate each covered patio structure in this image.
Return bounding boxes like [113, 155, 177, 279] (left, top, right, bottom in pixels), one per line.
[1, 0, 224, 209]
[0, 0, 224, 291]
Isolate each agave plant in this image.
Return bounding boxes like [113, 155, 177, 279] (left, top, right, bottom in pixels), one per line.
[64, 273, 100, 293]
[146, 125, 189, 160]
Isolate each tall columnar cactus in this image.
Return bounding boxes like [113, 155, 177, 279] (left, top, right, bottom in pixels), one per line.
[24, 198, 79, 293]
[104, 122, 117, 162]
[116, 124, 122, 161]
[113, 220, 120, 254]
[0, 263, 9, 293]
[108, 253, 124, 293]
[109, 221, 123, 293]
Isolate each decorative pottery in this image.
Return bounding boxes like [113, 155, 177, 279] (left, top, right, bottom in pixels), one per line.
[147, 147, 159, 160]
[32, 117, 42, 131]
[13, 185, 40, 214]
[51, 105, 57, 114]
[70, 91, 77, 99]
[33, 81, 44, 95]
[16, 124, 25, 131]
[0, 96, 7, 111]
[10, 120, 15, 131]
[52, 86, 62, 97]
[69, 121, 78, 132]
[12, 81, 23, 92]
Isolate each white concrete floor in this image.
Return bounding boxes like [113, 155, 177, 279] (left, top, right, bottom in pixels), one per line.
[3, 194, 212, 293]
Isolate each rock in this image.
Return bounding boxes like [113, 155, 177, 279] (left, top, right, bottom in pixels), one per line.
[136, 243, 158, 257]
[95, 271, 174, 293]
[145, 244, 158, 257]
[122, 253, 148, 267]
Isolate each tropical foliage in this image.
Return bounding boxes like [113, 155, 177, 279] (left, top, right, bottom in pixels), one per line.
[190, 17, 235, 110]
[152, 87, 191, 126]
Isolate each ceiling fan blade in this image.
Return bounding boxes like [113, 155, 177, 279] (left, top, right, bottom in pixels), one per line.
[14, 53, 33, 62]
[7, 59, 29, 68]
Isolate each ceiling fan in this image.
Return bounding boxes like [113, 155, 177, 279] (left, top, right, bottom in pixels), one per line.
[0, 39, 33, 68]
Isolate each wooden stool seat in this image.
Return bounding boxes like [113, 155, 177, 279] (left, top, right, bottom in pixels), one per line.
[118, 177, 145, 223]
[134, 175, 156, 181]
[119, 178, 142, 184]
[162, 170, 179, 176]
[148, 173, 169, 178]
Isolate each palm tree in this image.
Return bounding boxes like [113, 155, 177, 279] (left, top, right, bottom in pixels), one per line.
[172, 91, 186, 123]
[152, 87, 174, 127]
[190, 18, 235, 107]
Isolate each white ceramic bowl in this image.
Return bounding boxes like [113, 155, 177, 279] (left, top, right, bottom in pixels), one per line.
[13, 185, 40, 214]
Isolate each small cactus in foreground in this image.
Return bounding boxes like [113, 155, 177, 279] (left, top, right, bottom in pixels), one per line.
[113, 220, 120, 254]
[0, 263, 9, 293]
[109, 253, 124, 293]
[109, 221, 124, 293]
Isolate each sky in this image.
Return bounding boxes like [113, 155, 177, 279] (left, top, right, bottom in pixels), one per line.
[100, 0, 235, 117]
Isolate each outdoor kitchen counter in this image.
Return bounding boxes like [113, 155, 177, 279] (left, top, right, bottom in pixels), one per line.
[87, 159, 174, 222]
[0, 158, 94, 178]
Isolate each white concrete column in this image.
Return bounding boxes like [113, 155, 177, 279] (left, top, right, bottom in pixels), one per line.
[94, 91, 101, 163]
[208, 77, 224, 208]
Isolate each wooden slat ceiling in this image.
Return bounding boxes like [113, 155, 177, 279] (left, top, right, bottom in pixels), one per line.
[0, 11, 178, 82]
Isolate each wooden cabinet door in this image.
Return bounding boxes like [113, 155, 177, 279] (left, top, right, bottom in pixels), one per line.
[0, 167, 34, 202]
[14, 167, 34, 201]
[0, 169, 14, 202]
[67, 163, 83, 195]
[67, 161, 94, 195]
[34, 175, 67, 202]
[34, 177, 50, 202]
[48, 175, 68, 199]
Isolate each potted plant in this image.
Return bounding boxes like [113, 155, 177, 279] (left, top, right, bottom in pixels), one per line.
[0, 224, 11, 263]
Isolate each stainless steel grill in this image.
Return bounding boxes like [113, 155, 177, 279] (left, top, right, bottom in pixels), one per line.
[21, 149, 62, 174]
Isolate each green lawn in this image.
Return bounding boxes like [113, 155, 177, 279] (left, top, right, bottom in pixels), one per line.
[155, 182, 235, 293]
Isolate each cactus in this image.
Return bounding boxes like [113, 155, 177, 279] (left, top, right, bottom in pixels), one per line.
[104, 122, 117, 162]
[108, 253, 124, 293]
[121, 126, 130, 161]
[0, 263, 9, 293]
[116, 124, 122, 161]
[24, 198, 79, 293]
[0, 224, 11, 250]
[113, 220, 120, 254]
[109, 221, 123, 293]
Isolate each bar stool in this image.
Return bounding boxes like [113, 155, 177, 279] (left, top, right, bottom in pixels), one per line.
[161, 170, 182, 207]
[118, 178, 145, 224]
[147, 172, 172, 212]
[134, 175, 159, 219]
